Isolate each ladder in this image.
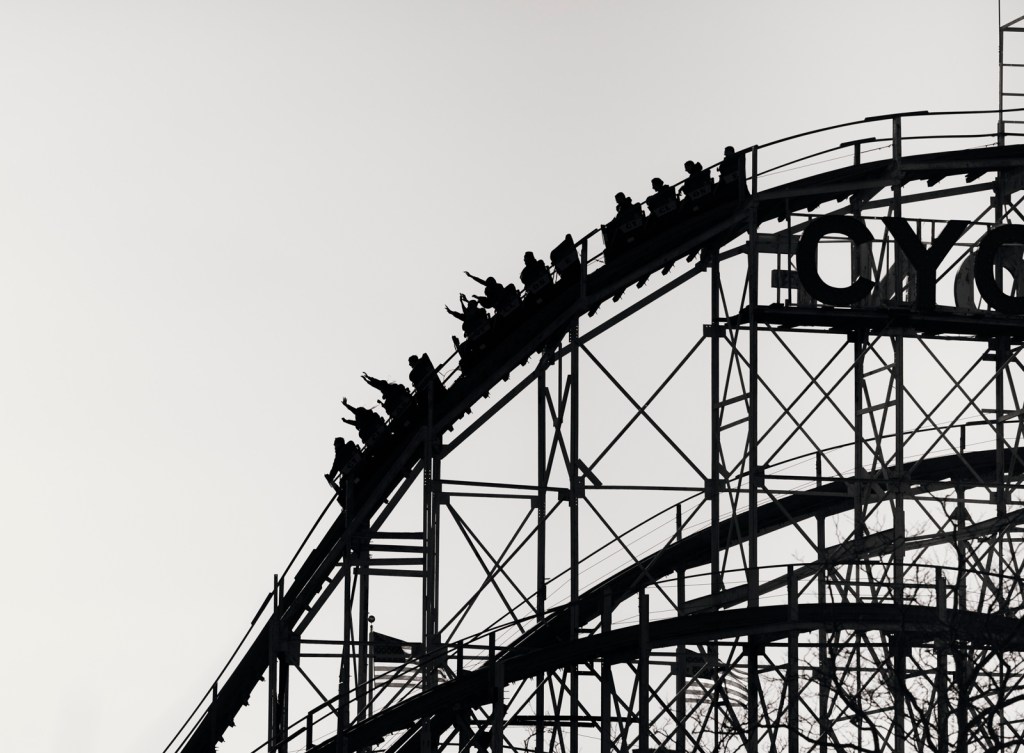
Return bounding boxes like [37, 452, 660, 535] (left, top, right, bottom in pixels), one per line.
[999, 0, 1024, 144]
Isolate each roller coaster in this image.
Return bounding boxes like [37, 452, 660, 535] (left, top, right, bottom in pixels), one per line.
[164, 95, 1024, 753]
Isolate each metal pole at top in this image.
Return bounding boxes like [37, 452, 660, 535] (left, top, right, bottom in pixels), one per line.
[1000, 0, 1007, 147]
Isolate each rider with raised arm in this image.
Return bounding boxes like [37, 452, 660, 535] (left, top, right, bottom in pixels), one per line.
[464, 271, 519, 314]
[446, 294, 489, 338]
[341, 398, 388, 446]
[361, 373, 413, 419]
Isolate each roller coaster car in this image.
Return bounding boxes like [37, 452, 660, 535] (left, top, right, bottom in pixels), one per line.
[454, 334, 487, 373]
[522, 266, 553, 295]
[685, 182, 713, 203]
[617, 202, 646, 232]
[340, 447, 363, 474]
[550, 234, 580, 283]
[465, 317, 490, 341]
[409, 358, 445, 403]
[601, 212, 647, 264]
[325, 441, 364, 490]
[646, 190, 679, 218]
[682, 165, 715, 211]
[714, 173, 750, 204]
[360, 422, 389, 448]
[496, 285, 521, 316]
[381, 392, 413, 424]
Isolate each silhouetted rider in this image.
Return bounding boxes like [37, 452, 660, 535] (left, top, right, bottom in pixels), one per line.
[325, 437, 360, 485]
[341, 398, 388, 445]
[682, 160, 714, 202]
[520, 251, 552, 293]
[717, 145, 748, 199]
[362, 373, 412, 419]
[615, 191, 643, 219]
[465, 271, 519, 313]
[408, 353, 442, 395]
[446, 294, 489, 338]
[646, 177, 678, 216]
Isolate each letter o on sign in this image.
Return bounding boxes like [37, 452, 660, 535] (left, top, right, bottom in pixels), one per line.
[975, 224, 1024, 315]
[796, 216, 875, 306]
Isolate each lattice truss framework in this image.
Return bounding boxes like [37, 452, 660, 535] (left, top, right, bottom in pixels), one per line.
[167, 111, 1024, 753]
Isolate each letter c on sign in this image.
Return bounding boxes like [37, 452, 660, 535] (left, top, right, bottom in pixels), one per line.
[975, 224, 1024, 315]
[797, 216, 875, 306]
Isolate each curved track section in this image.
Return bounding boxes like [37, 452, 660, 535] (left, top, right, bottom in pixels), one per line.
[168, 111, 1024, 753]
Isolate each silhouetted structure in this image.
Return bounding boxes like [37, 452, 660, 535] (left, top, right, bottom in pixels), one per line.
[172, 109, 1024, 753]
[341, 398, 388, 446]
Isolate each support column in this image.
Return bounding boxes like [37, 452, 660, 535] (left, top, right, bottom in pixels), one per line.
[817, 516, 828, 753]
[267, 576, 290, 753]
[675, 507, 686, 753]
[853, 330, 866, 542]
[569, 318, 580, 753]
[787, 566, 799, 753]
[536, 366, 547, 753]
[708, 242, 723, 753]
[745, 171, 760, 753]
[601, 589, 613, 753]
[936, 569, 949, 753]
[357, 547, 369, 722]
[995, 336, 1008, 517]
[421, 385, 441, 753]
[893, 333, 906, 753]
[708, 242, 723, 595]
[639, 589, 650, 753]
[338, 534, 353, 753]
[492, 661, 505, 753]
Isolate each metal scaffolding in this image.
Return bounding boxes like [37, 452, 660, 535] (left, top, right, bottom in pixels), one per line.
[166, 108, 1024, 753]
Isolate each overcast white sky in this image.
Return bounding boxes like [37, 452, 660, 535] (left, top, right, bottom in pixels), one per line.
[0, 2, 1006, 751]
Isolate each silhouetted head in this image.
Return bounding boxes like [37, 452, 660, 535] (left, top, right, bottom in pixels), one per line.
[524, 251, 535, 263]
[485, 277, 497, 286]
[651, 177, 664, 190]
[684, 160, 696, 174]
[724, 145, 735, 157]
[409, 355, 417, 367]
[614, 191, 626, 203]
[334, 437, 345, 448]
